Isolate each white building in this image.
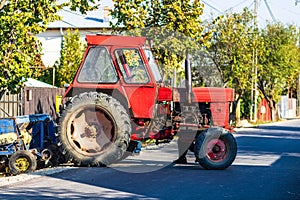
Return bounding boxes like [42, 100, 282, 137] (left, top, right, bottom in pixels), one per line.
[278, 96, 297, 119]
[37, 2, 113, 67]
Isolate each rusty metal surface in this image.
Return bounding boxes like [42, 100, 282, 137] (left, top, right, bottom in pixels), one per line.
[67, 106, 115, 155]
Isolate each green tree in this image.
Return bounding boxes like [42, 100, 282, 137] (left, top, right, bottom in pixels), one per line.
[68, 0, 99, 14]
[198, 8, 255, 121]
[40, 29, 86, 87]
[0, 0, 61, 96]
[0, 0, 99, 96]
[258, 23, 300, 121]
[110, 0, 209, 83]
[57, 29, 86, 87]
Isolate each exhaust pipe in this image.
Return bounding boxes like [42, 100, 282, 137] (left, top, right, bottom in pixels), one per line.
[185, 50, 192, 103]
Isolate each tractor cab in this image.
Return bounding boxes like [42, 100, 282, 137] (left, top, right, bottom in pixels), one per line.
[65, 35, 162, 119]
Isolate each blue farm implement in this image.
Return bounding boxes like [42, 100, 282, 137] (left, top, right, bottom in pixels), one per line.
[0, 114, 57, 175]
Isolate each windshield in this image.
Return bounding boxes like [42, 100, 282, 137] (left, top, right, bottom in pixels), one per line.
[144, 49, 162, 82]
[77, 47, 118, 83]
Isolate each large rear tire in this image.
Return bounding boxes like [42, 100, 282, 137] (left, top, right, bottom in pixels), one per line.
[57, 92, 131, 166]
[194, 127, 237, 170]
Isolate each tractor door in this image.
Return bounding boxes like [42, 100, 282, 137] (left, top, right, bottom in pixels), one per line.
[113, 48, 157, 118]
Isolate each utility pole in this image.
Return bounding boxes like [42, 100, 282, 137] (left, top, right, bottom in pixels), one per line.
[297, 73, 300, 116]
[297, 27, 300, 116]
[250, 0, 258, 122]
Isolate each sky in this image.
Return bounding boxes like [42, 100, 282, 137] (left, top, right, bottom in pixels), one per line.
[202, 0, 300, 27]
[102, 0, 300, 28]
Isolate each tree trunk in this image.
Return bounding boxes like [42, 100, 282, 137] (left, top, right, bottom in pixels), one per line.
[230, 93, 242, 125]
[268, 99, 279, 122]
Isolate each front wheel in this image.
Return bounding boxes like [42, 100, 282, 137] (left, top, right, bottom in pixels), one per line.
[9, 150, 37, 175]
[194, 127, 237, 170]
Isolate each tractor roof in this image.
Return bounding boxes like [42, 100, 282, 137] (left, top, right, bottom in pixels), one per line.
[86, 34, 147, 47]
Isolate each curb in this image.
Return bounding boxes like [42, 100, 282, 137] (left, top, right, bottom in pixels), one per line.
[0, 166, 75, 187]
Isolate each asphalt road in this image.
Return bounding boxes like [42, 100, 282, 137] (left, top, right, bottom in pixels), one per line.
[1, 119, 300, 200]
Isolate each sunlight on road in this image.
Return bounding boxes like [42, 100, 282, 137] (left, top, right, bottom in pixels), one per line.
[1, 176, 159, 200]
[234, 132, 300, 140]
[234, 154, 281, 166]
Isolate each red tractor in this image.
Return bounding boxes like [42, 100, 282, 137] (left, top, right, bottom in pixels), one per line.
[57, 35, 237, 170]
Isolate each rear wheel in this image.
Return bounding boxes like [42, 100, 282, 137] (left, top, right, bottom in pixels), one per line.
[9, 150, 37, 175]
[58, 92, 131, 166]
[194, 127, 237, 170]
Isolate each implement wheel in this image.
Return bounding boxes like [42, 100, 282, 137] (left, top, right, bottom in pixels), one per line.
[194, 127, 237, 170]
[9, 150, 37, 175]
[58, 92, 131, 166]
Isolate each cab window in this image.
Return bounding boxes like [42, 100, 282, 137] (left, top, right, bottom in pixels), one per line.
[77, 47, 118, 83]
[144, 49, 162, 82]
[115, 49, 149, 84]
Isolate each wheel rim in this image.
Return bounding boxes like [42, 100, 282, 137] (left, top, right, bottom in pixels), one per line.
[14, 157, 30, 172]
[205, 139, 227, 162]
[67, 105, 116, 156]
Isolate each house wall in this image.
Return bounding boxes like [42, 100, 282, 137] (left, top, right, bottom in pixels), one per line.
[37, 28, 111, 67]
[37, 30, 63, 67]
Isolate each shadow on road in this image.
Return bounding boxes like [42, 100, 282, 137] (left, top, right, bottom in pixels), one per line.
[1, 123, 300, 200]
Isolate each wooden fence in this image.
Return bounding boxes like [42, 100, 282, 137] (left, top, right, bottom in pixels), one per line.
[0, 87, 65, 120]
[0, 90, 23, 118]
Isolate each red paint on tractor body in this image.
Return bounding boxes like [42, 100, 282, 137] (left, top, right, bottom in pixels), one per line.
[64, 34, 235, 141]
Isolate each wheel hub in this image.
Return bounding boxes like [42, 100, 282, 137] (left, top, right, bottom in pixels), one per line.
[84, 123, 98, 138]
[206, 139, 227, 162]
[68, 106, 115, 155]
[14, 157, 30, 172]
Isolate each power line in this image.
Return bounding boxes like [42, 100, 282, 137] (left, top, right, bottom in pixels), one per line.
[263, 0, 276, 22]
[202, 0, 222, 13]
[247, 1, 254, 10]
[225, 0, 251, 12]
